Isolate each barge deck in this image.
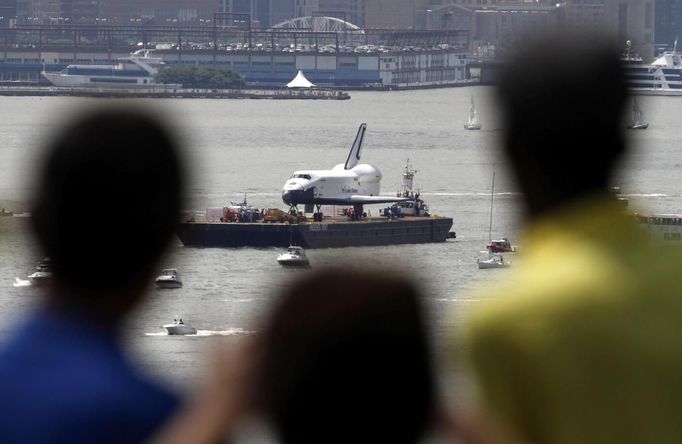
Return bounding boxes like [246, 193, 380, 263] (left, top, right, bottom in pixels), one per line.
[176, 216, 454, 249]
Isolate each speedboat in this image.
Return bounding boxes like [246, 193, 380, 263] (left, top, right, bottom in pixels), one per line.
[155, 269, 182, 289]
[164, 318, 197, 335]
[0, 207, 12, 217]
[277, 245, 310, 267]
[477, 253, 510, 269]
[28, 258, 53, 285]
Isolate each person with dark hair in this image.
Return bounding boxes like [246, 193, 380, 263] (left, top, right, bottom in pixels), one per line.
[0, 107, 184, 443]
[149, 268, 497, 444]
[463, 35, 682, 443]
[257, 268, 436, 444]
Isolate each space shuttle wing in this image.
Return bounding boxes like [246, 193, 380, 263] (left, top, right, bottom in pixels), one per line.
[345, 195, 411, 204]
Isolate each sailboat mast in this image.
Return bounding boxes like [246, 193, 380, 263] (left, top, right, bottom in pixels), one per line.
[488, 170, 495, 244]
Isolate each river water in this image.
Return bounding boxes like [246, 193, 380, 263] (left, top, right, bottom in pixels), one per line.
[0, 89, 681, 440]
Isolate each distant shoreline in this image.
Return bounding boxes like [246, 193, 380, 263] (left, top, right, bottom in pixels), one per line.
[0, 86, 353, 100]
[0, 79, 481, 99]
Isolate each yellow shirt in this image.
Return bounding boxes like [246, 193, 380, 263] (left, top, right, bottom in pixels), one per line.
[464, 198, 682, 444]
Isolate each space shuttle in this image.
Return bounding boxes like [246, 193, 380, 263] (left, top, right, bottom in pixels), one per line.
[281, 123, 409, 215]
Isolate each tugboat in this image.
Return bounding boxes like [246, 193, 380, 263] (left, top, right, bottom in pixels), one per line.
[155, 269, 183, 289]
[28, 258, 53, 286]
[381, 160, 431, 218]
[164, 318, 197, 335]
[277, 245, 310, 267]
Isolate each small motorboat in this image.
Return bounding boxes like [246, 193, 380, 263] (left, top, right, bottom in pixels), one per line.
[28, 258, 53, 285]
[477, 253, 511, 269]
[277, 245, 310, 267]
[486, 237, 518, 253]
[164, 318, 197, 335]
[155, 268, 182, 289]
[0, 207, 12, 217]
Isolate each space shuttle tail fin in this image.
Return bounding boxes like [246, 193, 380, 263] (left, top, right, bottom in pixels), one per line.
[344, 123, 367, 170]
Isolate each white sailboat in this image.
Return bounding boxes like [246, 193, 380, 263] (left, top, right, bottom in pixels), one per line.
[626, 97, 649, 130]
[478, 170, 510, 269]
[464, 95, 482, 130]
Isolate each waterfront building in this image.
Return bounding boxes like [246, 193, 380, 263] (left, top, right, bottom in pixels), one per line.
[420, 0, 653, 60]
[0, 24, 470, 86]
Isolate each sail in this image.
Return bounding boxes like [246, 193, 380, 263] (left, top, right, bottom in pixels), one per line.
[630, 98, 648, 128]
[468, 96, 479, 125]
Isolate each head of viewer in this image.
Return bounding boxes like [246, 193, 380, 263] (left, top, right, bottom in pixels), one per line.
[257, 268, 435, 444]
[31, 107, 184, 318]
[497, 35, 628, 217]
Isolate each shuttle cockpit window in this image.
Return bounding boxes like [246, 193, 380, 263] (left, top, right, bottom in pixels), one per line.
[290, 174, 312, 180]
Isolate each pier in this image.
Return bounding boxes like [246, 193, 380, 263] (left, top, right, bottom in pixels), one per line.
[0, 86, 351, 99]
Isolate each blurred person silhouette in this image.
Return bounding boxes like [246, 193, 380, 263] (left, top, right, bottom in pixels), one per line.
[257, 268, 436, 444]
[462, 34, 682, 443]
[149, 271, 499, 444]
[0, 108, 184, 443]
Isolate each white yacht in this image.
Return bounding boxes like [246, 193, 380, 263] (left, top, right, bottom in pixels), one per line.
[477, 253, 510, 269]
[464, 95, 482, 130]
[41, 50, 166, 88]
[277, 245, 310, 267]
[624, 40, 682, 96]
[155, 269, 183, 289]
[164, 318, 197, 335]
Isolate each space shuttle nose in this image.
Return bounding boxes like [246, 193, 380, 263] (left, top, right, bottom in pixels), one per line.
[282, 190, 293, 205]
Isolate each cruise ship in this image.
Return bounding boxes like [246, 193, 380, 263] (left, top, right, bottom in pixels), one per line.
[41, 50, 165, 87]
[623, 41, 682, 96]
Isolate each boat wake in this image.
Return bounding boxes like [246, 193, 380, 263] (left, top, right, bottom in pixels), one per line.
[145, 328, 254, 337]
[13, 277, 31, 287]
[621, 193, 668, 198]
[427, 192, 519, 197]
[194, 328, 254, 337]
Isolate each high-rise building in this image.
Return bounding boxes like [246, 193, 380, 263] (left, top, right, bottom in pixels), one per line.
[271, 0, 318, 25]
[655, 0, 682, 46]
[61, 0, 99, 22]
[318, 0, 364, 26]
[365, 0, 426, 28]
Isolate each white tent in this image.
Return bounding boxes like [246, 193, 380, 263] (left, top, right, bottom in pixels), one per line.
[287, 70, 316, 88]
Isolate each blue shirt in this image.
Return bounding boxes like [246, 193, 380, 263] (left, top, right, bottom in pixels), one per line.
[0, 309, 179, 443]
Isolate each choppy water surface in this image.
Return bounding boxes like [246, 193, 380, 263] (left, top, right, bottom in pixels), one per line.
[0, 90, 681, 434]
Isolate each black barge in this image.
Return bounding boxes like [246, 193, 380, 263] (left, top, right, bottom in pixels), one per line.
[176, 216, 454, 249]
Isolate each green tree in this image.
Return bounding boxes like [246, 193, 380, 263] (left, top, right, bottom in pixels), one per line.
[155, 66, 244, 89]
